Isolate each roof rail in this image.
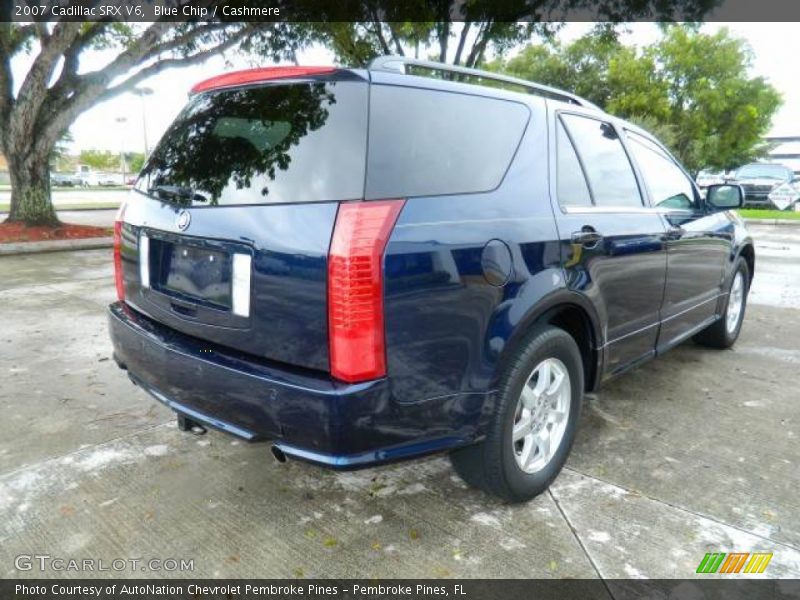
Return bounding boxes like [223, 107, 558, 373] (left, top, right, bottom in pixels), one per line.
[369, 55, 601, 110]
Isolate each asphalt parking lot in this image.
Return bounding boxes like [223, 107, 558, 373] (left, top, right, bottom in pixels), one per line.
[1, 223, 798, 579]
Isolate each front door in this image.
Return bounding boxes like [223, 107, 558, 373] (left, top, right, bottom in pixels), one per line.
[550, 110, 668, 376]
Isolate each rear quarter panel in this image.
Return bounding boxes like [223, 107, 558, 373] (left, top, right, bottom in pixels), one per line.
[383, 95, 564, 405]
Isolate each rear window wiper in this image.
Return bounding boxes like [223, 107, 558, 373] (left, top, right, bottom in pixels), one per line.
[148, 184, 207, 203]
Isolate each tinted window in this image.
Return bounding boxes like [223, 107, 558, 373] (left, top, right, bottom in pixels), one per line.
[626, 132, 696, 209]
[556, 120, 592, 206]
[366, 85, 529, 199]
[561, 114, 641, 207]
[136, 81, 367, 206]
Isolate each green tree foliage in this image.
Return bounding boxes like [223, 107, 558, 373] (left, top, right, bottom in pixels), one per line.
[0, 19, 305, 225]
[491, 25, 782, 174]
[50, 131, 74, 170]
[127, 152, 146, 175]
[77, 149, 144, 174]
[79, 149, 120, 171]
[309, 0, 718, 68]
[310, 21, 554, 69]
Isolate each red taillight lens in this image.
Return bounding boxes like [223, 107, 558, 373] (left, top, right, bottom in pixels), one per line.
[113, 203, 127, 302]
[328, 200, 405, 383]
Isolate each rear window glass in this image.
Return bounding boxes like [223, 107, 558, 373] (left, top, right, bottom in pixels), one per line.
[135, 81, 367, 206]
[365, 85, 529, 199]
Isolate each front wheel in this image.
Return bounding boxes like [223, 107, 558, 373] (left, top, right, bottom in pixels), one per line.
[450, 326, 583, 503]
[693, 257, 750, 349]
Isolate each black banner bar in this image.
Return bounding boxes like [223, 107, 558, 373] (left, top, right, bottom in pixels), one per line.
[5, 0, 800, 23]
[3, 579, 800, 600]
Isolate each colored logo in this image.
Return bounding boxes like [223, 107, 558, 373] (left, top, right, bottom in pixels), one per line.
[696, 552, 773, 574]
[176, 210, 191, 231]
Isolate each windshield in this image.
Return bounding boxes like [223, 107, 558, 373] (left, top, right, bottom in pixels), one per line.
[735, 164, 791, 180]
[135, 81, 367, 206]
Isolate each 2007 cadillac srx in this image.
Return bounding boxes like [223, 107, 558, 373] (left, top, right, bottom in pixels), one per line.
[108, 57, 754, 502]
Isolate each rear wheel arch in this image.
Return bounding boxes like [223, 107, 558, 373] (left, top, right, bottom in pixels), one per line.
[497, 295, 602, 393]
[737, 243, 755, 285]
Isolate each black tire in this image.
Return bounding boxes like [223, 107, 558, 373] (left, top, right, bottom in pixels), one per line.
[450, 325, 584, 503]
[693, 257, 750, 349]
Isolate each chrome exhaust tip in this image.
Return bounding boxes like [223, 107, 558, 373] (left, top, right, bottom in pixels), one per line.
[271, 445, 287, 463]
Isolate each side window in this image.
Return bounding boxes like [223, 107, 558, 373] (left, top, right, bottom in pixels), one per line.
[560, 114, 642, 207]
[626, 132, 696, 209]
[366, 86, 529, 199]
[556, 120, 592, 207]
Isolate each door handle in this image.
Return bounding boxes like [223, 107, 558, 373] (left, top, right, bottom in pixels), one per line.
[571, 228, 603, 247]
[664, 225, 684, 240]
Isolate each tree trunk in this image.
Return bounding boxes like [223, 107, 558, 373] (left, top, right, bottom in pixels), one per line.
[5, 143, 59, 226]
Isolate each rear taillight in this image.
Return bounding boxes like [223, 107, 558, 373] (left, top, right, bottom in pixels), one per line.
[328, 200, 405, 383]
[113, 203, 127, 302]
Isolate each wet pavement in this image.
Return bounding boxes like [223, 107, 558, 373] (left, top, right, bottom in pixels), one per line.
[0, 223, 798, 579]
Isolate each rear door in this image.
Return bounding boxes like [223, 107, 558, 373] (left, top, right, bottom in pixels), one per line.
[550, 109, 667, 376]
[623, 130, 731, 351]
[119, 72, 369, 372]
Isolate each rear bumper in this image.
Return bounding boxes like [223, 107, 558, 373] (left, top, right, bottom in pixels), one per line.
[108, 303, 483, 468]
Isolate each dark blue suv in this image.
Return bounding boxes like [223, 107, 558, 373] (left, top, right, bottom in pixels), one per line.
[109, 57, 755, 502]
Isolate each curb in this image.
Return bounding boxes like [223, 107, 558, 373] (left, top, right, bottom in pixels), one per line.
[0, 205, 119, 216]
[744, 218, 800, 227]
[0, 236, 113, 256]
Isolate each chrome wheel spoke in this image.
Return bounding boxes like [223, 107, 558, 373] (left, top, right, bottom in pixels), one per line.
[547, 362, 566, 395]
[520, 385, 537, 410]
[518, 435, 535, 468]
[535, 429, 551, 464]
[513, 413, 533, 441]
[548, 408, 567, 425]
[532, 360, 551, 396]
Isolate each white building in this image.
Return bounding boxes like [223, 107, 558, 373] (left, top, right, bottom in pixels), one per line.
[766, 136, 800, 175]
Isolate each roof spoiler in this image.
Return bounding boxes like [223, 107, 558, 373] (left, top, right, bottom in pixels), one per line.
[191, 66, 336, 94]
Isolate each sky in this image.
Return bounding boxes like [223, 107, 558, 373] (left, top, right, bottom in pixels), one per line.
[11, 22, 800, 156]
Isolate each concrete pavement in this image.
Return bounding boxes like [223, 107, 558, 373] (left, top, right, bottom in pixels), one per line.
[0, 224, 798, 579]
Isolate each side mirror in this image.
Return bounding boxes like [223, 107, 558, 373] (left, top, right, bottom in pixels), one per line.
[706, 184, 743, 211]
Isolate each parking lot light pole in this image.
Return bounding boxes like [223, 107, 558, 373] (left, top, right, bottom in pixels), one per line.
[133, 87, 154, 158]
[115, 116, 128, 183]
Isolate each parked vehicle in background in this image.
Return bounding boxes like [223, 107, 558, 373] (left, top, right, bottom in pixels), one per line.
[695, 169, 727, 190]
[108, 58, 755, 502]
[75, 164, 99, 187]
[50, 172, 80, 187]
[730, 163, 794, 208]
[97, 173, 121, 187]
